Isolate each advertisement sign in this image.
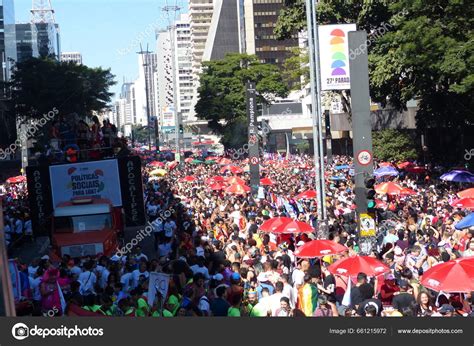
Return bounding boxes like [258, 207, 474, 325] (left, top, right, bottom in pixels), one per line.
[118, 156, 146, 227]
[318, 24, 357, 90]
[49, 160, 122, 208]
[26, 165, 53, 236]
[162, 106, 175, 127]
[359, 213, 376, 237]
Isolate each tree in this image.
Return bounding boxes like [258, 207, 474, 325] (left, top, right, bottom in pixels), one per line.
[282, 47, 310, 90]
[0, 57, 115, 146]
[296, 140, 310, 154]
[195, 53, 288, 149]
[372, 129, 417, 161]
[275, 0, 474, 159]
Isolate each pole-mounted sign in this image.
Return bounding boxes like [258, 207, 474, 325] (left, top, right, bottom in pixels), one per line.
[246, 81, 260, 196]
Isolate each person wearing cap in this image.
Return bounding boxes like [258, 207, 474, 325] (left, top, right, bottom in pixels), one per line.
[392, 280, 416, 312]
[226, 272, 243, 306]
[380, 273, 400, 306]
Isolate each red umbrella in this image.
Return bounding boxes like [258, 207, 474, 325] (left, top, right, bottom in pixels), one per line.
[220, 165, 243, 174]
[450, 197, 474, 210]
[294, 240, 347, 258]
[167, 161, 179, 170]
[149, 161, 164, 167]
[219, 158, 232, 165]
[295, 189, 317, 200]
[209, 182, 225, 191]
[397, 161, 413, 169]
[259, 217, 293, 232]
[375, 182, 404, 195]
[185, 157, 194, 163]
[181, 176, 197, 183]
[379, 162, 393, 167]
[260, 178, 274, 186]
[226, 176, 245, 185]
[205, 176, 225, 185]
[206, 156, 218, 161]
[399, 187, 417, 196]
[328, 256, 390, 277]
[405, 166, 426, 174]
[225, 184, 250, 195]
[6, 176, 26, 184]
[375, 199, 387, 208]
[458, 188, 474, 199]
[271, 220, 314, 234]
[421, 257, 474, 292]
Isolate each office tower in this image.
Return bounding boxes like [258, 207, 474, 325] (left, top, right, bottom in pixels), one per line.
[0, 0, 17, 83]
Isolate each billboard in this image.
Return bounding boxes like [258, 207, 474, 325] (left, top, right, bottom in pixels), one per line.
[49, 159, 122, 208]
[318, 24, 357, 90]
[162, 105, 175, 127]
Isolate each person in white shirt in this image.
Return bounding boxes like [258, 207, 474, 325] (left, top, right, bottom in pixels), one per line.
[120, 265, 134, 293]
[134, 247, 149, 262]
[164, 218, 176, 238]
[190, 256, 210, 280]
[280, 274, 296, 308]
[267, 281, 285, 316]
[131, 262, 149, 289]
[78, 261, 97, 296]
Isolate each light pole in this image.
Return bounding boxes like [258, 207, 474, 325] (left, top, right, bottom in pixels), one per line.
[137, 44, 153, 151]
[305, 0, 327, 237]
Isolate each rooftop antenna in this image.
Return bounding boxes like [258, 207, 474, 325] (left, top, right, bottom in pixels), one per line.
[31, 0, 56, 23]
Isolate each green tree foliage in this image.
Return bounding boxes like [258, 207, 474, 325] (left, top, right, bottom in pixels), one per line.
[131, 125, 150, 144]
[372, 129, 417, 161]
[274, 0, 474, 133]
[195, 53, 288, 149]
[282, 47, 310, 90]
[5, 57, 115, 120]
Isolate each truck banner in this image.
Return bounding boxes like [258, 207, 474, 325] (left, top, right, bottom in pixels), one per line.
[118, 156, 146, 227]
[26, 165, 53, 236]
[49, 159, 123, 208]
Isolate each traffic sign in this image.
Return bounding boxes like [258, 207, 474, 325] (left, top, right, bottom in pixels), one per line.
[359, 213, 376, 237]
[250, 157, 259, 165]
[356, 150, 372, 166]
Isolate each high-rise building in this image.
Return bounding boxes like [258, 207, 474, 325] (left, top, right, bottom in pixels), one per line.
[174, 14, 194, 123]
[33, 22, 60, 59]
[156, 30, 175, 130]
[0, 0, 17, 84]
[188, 0, 214, 124]
[245, 0, 298, 65]
[60, 51, 82, 64]
[115, 81, 136, 136]
[135, 52, 157, 126]
[15, 23, 39, 64]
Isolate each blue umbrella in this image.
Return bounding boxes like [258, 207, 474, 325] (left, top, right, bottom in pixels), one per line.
[330, 176, 346, 181]
[440, 170, 474, 183]
[455, 213, 474, 230]
[374, 166, 399, 178]
[335, 164, 350, 170]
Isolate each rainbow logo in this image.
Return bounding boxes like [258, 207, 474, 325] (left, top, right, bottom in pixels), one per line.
[329, 28, 347, 76]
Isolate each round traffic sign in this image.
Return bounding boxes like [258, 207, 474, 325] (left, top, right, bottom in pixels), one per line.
[250, 157, 259, 165]
[356, 150, 372, 166]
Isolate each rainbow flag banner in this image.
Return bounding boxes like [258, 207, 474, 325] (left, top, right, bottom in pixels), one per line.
[318, 23, 357, 90]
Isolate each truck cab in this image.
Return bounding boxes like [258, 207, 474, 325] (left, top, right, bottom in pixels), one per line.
[50, 197, 123, 259]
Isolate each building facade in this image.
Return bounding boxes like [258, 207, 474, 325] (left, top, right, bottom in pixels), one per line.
[34, 22, 60, 59]
[0, 0, 17, 83]
[60, 51, 82, 64]
[174, 14, 194, 123]
[156, 30, 175, 130]
[16, 23, 39, 63]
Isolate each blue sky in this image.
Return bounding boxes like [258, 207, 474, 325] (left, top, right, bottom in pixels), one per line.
[15, 0, 186, 99]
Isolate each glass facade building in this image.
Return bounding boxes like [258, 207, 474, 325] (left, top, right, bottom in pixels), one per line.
[0, 0, 17, 83]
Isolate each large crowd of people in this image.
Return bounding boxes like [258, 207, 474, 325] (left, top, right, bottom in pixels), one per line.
[2, 149, 474, 317]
